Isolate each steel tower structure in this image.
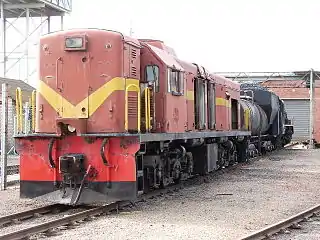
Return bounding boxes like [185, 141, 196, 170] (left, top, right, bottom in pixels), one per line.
[0, 0, 72, 84]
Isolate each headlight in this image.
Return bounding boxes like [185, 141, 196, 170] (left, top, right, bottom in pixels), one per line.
[67, 124, 76, 132]
[65, 37, 83, 48]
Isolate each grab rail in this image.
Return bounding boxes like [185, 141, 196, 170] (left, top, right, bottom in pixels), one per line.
[31, 90, 36, 132]
[144, 87, 151, 132]
[15, 87, 23, 133]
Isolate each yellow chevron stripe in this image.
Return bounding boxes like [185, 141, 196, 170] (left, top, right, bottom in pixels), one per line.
[216, 97, 231, 108]
[186, 90, 194, 101]
[38, 77, 140, 118]
[185, 90, 231, 107]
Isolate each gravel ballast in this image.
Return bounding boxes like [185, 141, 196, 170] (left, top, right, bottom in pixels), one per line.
[1, 148, 320, 240]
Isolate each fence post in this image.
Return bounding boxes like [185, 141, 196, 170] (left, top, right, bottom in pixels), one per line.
[0, 83, 8, 190]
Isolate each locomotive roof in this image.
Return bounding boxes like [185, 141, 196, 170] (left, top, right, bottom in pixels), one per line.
[146, 44, 184, 71]
[42, 28, 141, 47]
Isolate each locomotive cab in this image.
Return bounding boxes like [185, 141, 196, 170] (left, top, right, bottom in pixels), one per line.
[140, 40, 188, 133]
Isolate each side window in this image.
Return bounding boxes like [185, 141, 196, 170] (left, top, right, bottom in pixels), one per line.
[167, 68, 184, 95]
[145, 65, 159, 92]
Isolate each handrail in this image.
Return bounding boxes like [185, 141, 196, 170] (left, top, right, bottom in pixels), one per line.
[244, 108, 250, 131]
[125, 84, 140, 132]
[15, 87, 23, 133]
[144, 87, 151, 131]
[31, 90, 36, 132]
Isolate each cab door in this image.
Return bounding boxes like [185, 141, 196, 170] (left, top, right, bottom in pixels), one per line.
[165, 67, 187, 133]
[57, 52, 89, 119]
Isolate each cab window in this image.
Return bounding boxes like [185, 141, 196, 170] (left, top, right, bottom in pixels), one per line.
[145, 65, 159, 92]
[167, 68, 184, 95]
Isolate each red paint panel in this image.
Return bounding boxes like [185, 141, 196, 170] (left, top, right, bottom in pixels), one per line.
[36, 94, 58, 133]
[38, 29, 142, 134]
[40, 30, 123, 106]
[165, 94, 188, 133]
[88, 92, 125, 133]
[16, 136, 140, 182]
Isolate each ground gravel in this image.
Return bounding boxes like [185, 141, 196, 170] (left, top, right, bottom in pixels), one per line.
[1, 148, 320, 240]
[0, 185, 49, 217]
[274, 215, 320, 240]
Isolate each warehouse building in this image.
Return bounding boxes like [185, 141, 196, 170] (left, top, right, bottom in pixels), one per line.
[0, 77, 35, 154]
[219, 71, 320, 142]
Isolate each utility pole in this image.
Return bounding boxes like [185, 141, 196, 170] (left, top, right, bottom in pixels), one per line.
[309, 68, 314, 149]
[1, 83, 8, 190]
[129, 20, 134, 37]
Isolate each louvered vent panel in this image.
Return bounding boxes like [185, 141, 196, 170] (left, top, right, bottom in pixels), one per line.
[128, 94, 138, 117]
[131, 48, 137, 59]
[131, 66, 137, 77]
[150, 90, 155, 130]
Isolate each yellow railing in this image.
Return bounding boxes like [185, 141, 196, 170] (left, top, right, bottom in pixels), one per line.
[244, 108, 251, 131]
[15, 88, 36, 134]
[15, 87, 23, 133]
[125, 84, 141, 132]
[31, 90, 36, 132]
[144, 87, 151, 132]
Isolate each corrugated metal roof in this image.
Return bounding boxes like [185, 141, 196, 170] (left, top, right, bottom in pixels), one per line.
[0, 77, 35, 102]
[261, 79, 320, 88]
[261, 80, 306, 88]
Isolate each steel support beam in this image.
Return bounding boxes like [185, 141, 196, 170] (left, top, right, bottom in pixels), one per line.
[38, 0, 71, 13]
[0, 0, 72, 81]
[4, 3, 45, 9]
[60, 15, 63, 30]
[25, 7, 29, 83]
[1, 0, 6, 77]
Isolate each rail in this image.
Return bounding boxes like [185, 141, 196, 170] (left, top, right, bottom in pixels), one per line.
[240, 203, 320, 240]
[144, 87, 151, 132]
[0, 204, 64, 226]
[125, 84, 141, 132]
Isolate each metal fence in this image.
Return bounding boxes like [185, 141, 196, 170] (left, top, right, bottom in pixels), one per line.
[1, 84, 35, 190]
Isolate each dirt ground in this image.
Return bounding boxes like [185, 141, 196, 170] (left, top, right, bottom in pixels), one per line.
[1, 148, 320, 240]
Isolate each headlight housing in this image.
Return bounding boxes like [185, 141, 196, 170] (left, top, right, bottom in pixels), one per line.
[64, 35, 87, 51]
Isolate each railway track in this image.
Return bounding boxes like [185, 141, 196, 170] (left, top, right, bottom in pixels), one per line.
[0, 144, 302, 240]
[240, 204, 320, 240]
[0, 186, 185, 240]
[0, 162, 244, 240]
[0, 204, 67, 226]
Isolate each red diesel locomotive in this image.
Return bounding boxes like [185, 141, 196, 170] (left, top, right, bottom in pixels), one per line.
[14, 29, 291, 205]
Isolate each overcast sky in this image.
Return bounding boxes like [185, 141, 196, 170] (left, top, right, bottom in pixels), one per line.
[63, 0, 320, 73]
[3, 0, 320, 86]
